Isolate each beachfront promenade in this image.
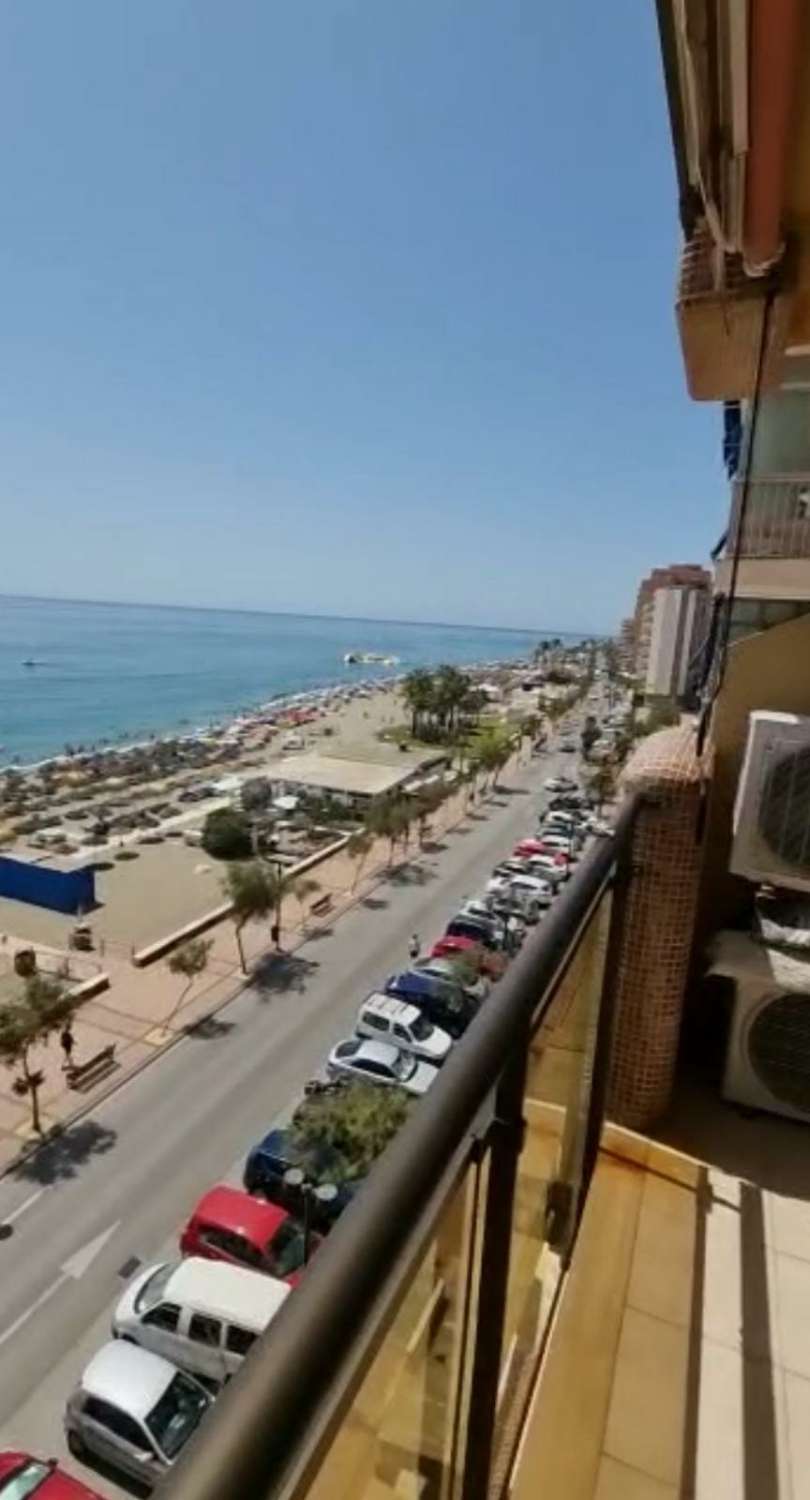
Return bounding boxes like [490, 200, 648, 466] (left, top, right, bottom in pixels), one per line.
[0, 768, 488, 1171]
[0, 738, 565, 1496]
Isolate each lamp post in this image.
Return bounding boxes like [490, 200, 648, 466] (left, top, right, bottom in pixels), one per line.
[282, 1168, 338, 1263]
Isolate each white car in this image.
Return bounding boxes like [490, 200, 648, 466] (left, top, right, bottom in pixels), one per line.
[524, 854, 569, 885]
[544, 777, 577, 793]
[538, 833, 578, 858]
[505, 873, 554, 906]
[327, 1037, 438, 1095]
[355, 994, 453, 1064]
[486, 876, 546, 920]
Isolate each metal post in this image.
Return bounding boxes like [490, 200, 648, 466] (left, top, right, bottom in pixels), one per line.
[579, 821, 636, 1207]
[459, 1028, 528, 1500]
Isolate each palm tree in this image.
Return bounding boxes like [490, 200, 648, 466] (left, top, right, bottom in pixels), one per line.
[402, 670, 435, 739]
[434, 665, 469, 736]
[347, 828, 374, 892]
[222, 859, 282, 973]
[586, 763, 618, 814]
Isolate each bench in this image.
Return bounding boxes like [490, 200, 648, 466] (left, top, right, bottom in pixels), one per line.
[66, 1043, 117, 1091]
[310, 893, 334, 918]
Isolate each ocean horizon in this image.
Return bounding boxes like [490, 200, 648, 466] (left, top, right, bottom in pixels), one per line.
[0, 594, 585, 766]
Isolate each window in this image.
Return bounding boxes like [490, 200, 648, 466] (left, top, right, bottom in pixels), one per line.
[143, 1302, 181, 1333]
[355, 1058, 386, 1078]
[146, 1372, 209, 1460]
[189, 1313, 222, 1347]
[265, 1218, 307, 1278]
[135, 1262, 176, 1314]
[83, 1397, 148, 1449]
[200, 1226, 246, 1261]
[0, 1460, 52, 1499]
[363, 1012, 387, 1032]
[225, 1324, 257, 1357]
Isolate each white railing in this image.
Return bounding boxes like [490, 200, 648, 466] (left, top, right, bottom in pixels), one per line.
[727, 476, 810, 558]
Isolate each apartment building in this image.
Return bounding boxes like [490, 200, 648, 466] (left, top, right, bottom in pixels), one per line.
[632, 563, 711, 697]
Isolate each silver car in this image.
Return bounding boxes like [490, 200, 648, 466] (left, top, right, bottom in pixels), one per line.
[65, 1341, 211, 1488]
[327, 1036, 438, 1095]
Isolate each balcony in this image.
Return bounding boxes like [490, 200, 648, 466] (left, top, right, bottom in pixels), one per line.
[159, 794, 810, 1500]
[716, 477, 810, 603]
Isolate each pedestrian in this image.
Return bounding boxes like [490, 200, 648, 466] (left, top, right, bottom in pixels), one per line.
[60, 1023, 75, 1071]
[408, 933, 420, 962]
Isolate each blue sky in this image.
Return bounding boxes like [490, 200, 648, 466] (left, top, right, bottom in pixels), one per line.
[0, 0, 724, 633]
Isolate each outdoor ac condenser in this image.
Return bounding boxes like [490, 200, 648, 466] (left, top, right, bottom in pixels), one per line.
[724, 977, 810, 1122]
[730, 711, 810, 893]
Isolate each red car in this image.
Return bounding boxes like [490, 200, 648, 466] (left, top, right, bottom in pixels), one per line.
[513, 839, 568, 865]
[0, 1452, 102, 1498]
[429, 934, 505, 978]
[179, 1184, 320, 1287]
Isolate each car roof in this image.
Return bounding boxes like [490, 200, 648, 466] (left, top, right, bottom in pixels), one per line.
[339, 1037, 401, 1066]
[80, 1341, 180, 1418]
[158, 1256, 290, 1329]
[361, 993, 421, 1026]
[190, 1185, 289, 1244]
[0, 1452, 102, 1498]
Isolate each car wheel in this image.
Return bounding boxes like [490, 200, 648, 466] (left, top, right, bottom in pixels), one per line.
[67, 1429, 87, 1460]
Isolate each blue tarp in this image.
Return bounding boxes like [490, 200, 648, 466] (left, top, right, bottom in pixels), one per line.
[0, 856, 95, 915]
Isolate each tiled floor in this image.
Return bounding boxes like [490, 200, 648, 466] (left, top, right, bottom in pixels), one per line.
[510, 1120, 810, 1499]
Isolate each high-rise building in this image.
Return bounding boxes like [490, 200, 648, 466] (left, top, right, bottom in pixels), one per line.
[631, 562, 711, 691]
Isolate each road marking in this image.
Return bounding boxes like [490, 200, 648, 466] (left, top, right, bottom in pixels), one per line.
[0, 1220, 120, 1349]
[0, 1188, 45, 1228]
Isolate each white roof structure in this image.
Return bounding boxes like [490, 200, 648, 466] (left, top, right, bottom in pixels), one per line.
[152, 1257, 289, 1331]
[265, 752, 419, 800]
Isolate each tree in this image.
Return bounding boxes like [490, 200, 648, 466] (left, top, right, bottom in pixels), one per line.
[347, 828, 374, 892]
[367, 798, 411, 865]
[434, 665, 469, 736]
[222, 859, 283, 972]
[292, 876, 321, 929]
[414, 785, 446, 847]
[202, 807, 253, 860]
[167, 938, 213, 1020]
[639, 700, 679, 736]
[289, 1081, 411, 1182]
[402, 670, 435, 739]
[0, 975, 77, 1134]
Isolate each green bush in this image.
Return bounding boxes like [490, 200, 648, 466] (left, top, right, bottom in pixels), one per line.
[202, 807, 253, 860]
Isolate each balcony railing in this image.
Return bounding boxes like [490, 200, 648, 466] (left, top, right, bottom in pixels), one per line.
[727, 475, 810, 559]
[165, 796, 641, 1500]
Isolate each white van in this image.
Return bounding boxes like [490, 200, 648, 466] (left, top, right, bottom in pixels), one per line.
[355, 994, 452, 1064]
[112, 1257, 289, 1388]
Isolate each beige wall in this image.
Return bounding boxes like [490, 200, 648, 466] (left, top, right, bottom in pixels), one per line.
[697, 611, 810, 938]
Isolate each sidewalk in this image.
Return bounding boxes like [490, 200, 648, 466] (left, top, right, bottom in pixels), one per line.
[0, 774, 496, 1173]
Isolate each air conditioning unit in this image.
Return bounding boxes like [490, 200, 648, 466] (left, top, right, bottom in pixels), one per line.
[724, 977, 810, 1122]
[730, 711, 810, 892]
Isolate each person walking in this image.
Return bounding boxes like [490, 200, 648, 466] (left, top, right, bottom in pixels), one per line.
[60, 1023, 75, 1071]
[408, 933, 420, 962]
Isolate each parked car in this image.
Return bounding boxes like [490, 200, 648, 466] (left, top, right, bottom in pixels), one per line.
[327, 1037, 438, 1096]
[505, 873, 555, 905]
[547, 792, 586, 812]
[534, 834, 577, 860]
[522, 854, 568, 886]
[179, 1185, 317, 1286]
[0, 1452, 103, 1499]
[113, 1257, 289, 1387]
[558, 739, 577, 752]
[445, 914, 509, 953]
[65, 1342, 211, 1487]
[355, 994, 453, 1064]
[413, 956, 490, 1003]
[428, 935, 507, 983]
[544, 777, 577, 793]
[242, 1128, 355, 1224]
[486, 876, 544, 922]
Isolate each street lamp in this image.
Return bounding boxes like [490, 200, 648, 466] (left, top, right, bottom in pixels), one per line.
[283, 1168, 339, 1263]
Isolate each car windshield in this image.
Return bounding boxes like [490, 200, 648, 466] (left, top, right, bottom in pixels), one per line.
[393, 1051, 417, 1081]
[135, 1261, 175, 1313]
[0, 1461, 52, 1499]
[411, 1013, 434, 1041]
[146, 1372, 209, 1460]
[265, 1218, 307, 1277]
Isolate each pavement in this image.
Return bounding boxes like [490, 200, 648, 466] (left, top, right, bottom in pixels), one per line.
[0, 740, 578, 1496]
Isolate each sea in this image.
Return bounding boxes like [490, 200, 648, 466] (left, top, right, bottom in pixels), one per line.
[0, 595, 580, 767]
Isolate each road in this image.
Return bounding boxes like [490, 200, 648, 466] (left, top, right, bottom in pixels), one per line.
[0, 742, 578, 1494]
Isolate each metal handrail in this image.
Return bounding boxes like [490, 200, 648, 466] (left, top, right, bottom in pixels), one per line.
[165, 794, 641, 1500]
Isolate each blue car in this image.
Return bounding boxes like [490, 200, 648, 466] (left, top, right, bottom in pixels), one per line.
[383, 970, 477, 1039]
[243, 1127, 357, 1227]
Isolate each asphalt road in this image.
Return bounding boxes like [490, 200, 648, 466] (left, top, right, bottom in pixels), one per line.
[0, 741, 579, 1495]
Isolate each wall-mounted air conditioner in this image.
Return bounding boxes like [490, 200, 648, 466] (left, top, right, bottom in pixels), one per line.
[731, 711, 810, 893]
[724, 977, 810, 1122]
